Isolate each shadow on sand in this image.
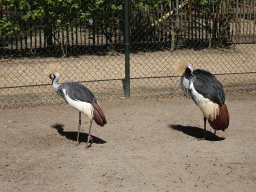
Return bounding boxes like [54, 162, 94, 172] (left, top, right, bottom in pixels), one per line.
[169, 124, 225, 141]
[51, 123, 106, 144]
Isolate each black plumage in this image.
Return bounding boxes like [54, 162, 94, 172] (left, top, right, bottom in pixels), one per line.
[60, 82, 97, 104]
[192, 69, 226, 105]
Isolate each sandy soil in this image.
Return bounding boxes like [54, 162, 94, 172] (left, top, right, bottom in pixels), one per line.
[1, 92, 256, 192]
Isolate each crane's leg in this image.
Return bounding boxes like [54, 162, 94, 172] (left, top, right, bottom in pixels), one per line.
[86, 120, 93, 148]
[204, 117, 207, 139]
[75, 112, 82, 146]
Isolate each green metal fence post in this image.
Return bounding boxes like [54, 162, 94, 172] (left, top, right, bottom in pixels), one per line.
[124, 0, 130, 97]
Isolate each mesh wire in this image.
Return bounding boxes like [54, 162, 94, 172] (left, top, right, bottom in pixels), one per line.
[1, 0, 256, 108]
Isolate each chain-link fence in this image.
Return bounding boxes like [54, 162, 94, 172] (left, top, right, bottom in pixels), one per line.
[1, 0, 256, 108]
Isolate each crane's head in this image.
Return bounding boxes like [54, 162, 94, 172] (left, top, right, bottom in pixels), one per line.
[184, 63, 193, 76]
[181, 63, 193, 94]
[49, 72, 60, 81]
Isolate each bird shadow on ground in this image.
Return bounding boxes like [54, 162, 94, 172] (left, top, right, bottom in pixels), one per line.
[51, 123, 106, 144]
[169, 124, 225, 141]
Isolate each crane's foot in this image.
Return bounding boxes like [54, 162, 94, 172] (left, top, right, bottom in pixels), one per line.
[197, 137, 207, 141]
[86, 136, 93, 148]
[86, 143, 92, 148]
[75, 142, 81, 146]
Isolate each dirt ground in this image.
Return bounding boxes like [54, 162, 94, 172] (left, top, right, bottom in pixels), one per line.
[0, 92, 256, 192]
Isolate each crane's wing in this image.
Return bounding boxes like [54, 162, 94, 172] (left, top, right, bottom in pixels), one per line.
[192, 69, 226, 105]
[62, 82, 97, 103]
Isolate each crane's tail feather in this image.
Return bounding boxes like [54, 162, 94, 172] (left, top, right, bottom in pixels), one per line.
[92, 102, 107, 127]
[208, 104, 229, 131]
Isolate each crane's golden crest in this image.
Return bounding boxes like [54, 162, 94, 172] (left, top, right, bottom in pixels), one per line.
[44, 64, 61, 75]
[174, 58, 189, 76]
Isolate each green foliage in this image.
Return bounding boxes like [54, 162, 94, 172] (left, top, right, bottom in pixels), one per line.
[0, 0, 173, 40]
[0, 0, 234, 50]
[191, 0, 226, 7]
[191, 0, 209, 6]
[0, 18, 20, 35]
[133, 0, 170, 9]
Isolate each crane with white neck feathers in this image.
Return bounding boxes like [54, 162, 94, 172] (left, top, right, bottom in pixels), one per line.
[49, 72, 107, 148]
[179, 61, 229, 138]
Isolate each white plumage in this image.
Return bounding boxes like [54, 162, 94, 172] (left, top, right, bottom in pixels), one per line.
[63, 89, 94, 120]
[189, 83, 220, 121]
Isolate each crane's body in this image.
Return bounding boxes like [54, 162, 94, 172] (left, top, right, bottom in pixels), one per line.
[50, 72, 107, 147]
[181, 63, 229, 138]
